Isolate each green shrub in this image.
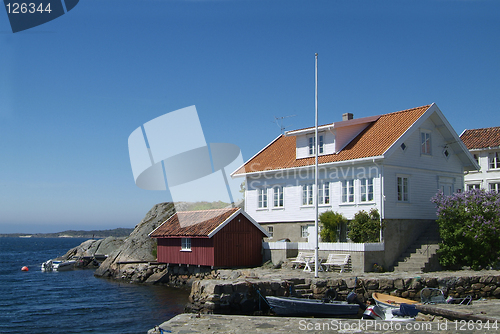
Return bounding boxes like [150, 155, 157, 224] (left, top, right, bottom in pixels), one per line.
[319, 210, 347, 242]
[431, 189, 500, 270]
[348, 208, 382, 243]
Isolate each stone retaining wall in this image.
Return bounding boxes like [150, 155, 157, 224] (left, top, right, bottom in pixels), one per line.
[186, 274, 500, 315]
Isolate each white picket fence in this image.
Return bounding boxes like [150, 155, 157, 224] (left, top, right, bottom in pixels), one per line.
[262, 241, 384, 252]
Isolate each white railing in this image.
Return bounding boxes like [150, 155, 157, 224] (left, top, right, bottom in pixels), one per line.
[263, 241, 384, 252]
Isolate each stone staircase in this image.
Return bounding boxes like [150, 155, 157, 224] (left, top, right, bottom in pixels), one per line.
[392, 223, 441, 273]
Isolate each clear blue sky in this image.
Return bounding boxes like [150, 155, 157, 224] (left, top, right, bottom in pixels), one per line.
[0, 0, 499, 233]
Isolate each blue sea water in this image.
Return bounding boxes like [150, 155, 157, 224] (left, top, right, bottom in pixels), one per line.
[0, 237, 189, 334]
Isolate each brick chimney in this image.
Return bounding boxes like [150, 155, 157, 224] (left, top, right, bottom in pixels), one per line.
[342, 113, 354, 121]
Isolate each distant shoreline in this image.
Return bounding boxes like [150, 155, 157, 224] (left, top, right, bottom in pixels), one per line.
[0, 227, 134, 239]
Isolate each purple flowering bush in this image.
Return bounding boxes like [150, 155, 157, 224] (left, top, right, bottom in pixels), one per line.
[431, 189, 500, 270]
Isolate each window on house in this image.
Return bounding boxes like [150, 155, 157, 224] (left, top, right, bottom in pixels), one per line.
[421, 132, 431, 155]
[318, 182, 330, 205]
[181, 238, 191, 251]
[273, 186, 284, 208]
[341, 180, 354, 203]
[308, 135, 324, 155]
[258, 188, 268, 208]
[302, 184, 314, 206]
[490, 183, 500, 192]
[360, 178, 374, 202]
[489, 152, 500, 169]
[301, 225, 309, 238]
[400, 143, 407, 151]
[267, 226, 274, 238]
[397, 176, 409, 202]
[473, 154, 479, 165]
[467, 184, 480, 191]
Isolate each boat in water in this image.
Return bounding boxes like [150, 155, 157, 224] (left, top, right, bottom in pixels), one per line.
[41, 260, 77, 272]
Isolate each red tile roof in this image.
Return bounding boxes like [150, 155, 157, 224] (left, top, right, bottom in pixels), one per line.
[460, 127, 500, 150]
[233, 105, 431, 175]
[149, 208, 240, 238]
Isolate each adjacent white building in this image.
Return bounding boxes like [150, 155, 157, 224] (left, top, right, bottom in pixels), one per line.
[232, 103, 478, 270]
[460, 127, 500, 192]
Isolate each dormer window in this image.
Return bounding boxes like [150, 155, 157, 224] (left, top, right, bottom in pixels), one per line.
[308, 135, 324, 155]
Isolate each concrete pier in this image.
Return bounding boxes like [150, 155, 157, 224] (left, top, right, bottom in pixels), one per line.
[149, 312, 500, 334]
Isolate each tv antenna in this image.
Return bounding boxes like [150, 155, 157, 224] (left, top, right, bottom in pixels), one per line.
[273, 115, 296, 135]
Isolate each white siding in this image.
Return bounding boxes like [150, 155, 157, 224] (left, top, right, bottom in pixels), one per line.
[245, 163, 381, 223]
[464, 148, 500, 190]
[383, 118, 465, 219]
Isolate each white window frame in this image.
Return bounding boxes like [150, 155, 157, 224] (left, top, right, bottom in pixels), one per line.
[302, 183, 314, 206]
[267, 226, 274, 239]
[181, 238, 191, 251]
[467, 183, 481, 191]
[273, 186, 284, 208]
[489, 152, 500, 170]
[341, 180, 354, 203]
[489, 182, 500, 192]
[421, 131, 431, 155]
[360, 177, 374, 202]
[318, 182, 330, 205]
[397, 176, 409, 202]
[308, 135, 324, 155]
[301, 225, 309, 238]
[257, 187, 268, 209]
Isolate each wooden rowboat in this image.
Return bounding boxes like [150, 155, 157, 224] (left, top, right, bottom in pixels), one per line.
[372, 292, 419, 308]
[266, 296, 360, 317]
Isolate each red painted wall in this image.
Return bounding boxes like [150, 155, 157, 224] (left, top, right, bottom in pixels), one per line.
[155, 213, 264, 267]
[157, 237, 215, 266]
[212, 214, 264, 267]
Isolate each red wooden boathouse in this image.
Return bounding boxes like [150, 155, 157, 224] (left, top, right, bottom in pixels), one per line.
[149, 208, 269, 268]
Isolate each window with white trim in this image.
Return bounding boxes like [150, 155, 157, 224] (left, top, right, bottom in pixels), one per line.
[258, 188, 268, 208]
[301, 225, 309, 238]
[302, 184, 314, 206]
[181, 238, 191, 251]
[341, 180, 354, 203]
[273, 186, 284, 208]
[360, 178, 374, 202]
[421, 132, 431, 155]
[489, 152, 500, 169]
[467, 184, 480, 191]
[318, 182, 330, 205]
[267, 226, 274, 238]
[308, 135, 324, 155]
[473, 154, 479, 165]
[397, 176, 409, 202]
[490, 182, 500, 192]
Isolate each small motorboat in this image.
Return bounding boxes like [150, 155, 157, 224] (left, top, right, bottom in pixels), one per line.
[266, 291, 361, 317]
[372, 292, 419, 308]
[41, 260, 77, 272]
[363, 303, 418, 321]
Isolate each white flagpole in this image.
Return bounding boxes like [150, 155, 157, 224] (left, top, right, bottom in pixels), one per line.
[314, 53, 319, 278]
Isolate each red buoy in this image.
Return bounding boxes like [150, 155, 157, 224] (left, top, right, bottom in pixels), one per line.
[21, 266, 29, 271]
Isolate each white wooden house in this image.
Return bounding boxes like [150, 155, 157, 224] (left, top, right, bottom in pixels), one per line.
[460, 127, 500, 191]
[232, 103, 478, 271]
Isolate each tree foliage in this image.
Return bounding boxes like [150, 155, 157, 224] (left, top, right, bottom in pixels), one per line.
[348, 208, 382, 243]
[319, 210, 347, 242]
[431, 189, 500, 270]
